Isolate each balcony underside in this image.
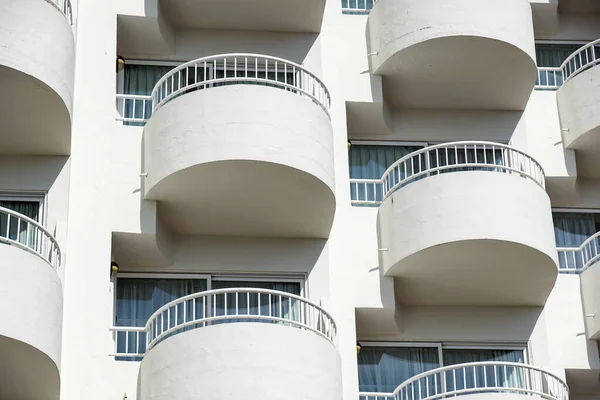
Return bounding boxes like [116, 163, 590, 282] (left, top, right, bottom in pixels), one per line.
[0, 66, 71, 155]
[392, 239, 558, 306]
[0, 336, 60, 400]
[378, 37, 537, 110]
[160, 0, 326, 32]
[138, 323, 341, 400]
[152, 160, 335, 238]
[559, 0, 600, 13]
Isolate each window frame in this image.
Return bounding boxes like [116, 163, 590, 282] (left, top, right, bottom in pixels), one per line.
[113, 272, 307, 326]
[0, 192, 46, 224]
[357, 341, 529, 369]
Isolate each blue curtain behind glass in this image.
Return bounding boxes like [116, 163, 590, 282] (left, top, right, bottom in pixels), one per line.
[553, 213, 596, 269]
[357, 346, 440, 393]
[123, 64, 173, 125]
[535, 44, 583, 68]
[0, 201, 40, 248]
[442, 349, 525, 392]
[115, 277, 207, 358]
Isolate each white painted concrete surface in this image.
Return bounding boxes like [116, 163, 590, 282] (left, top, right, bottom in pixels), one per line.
[0, 244, 62, 400]
[143, 85, 335, 238]
[378, 172, 557, 306]
[138, 323, 342, 400]
[0, 0, 74, 155]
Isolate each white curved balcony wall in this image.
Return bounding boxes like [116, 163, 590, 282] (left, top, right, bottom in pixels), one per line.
[161, 0, 326, 32]
[581, 264, 600, 340]
[138, 323, 342, 400]
[366, 0, 537, 110]
[0, 245, 62, 400]
[144, 84, 335, 238]
[556, 64, 600, 178]
[0, 0, 74, 155]
[378, 172, 557, 306]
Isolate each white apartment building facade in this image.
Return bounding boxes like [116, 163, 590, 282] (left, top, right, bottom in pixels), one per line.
[1, 0, 600, 399]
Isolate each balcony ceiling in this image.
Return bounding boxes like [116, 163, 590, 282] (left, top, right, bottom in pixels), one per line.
[559, 0, 600, 13]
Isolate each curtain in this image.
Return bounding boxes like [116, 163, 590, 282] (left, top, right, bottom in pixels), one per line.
[553, 213, 596, 270]
[0, 201, 40, 249]
[122, 64, 173, 125]
[211, 280, 301, 324]
[357, 346, 440, 393]
[536, 44, 583, 68]
[115, 277, 207, 356]
[443, 349, 525, 392]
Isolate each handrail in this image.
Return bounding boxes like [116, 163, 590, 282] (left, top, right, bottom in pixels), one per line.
[0, 206, 61, 268]
[361, 362, 568, 400]
[557, 231, 600, 273]
[151, 54, 331, 117]
[342, 0, 377, 13]
[115, 94, 153, 123]
[536, 38, 600, 89]
[47, 0, 73, 24]
[350, 141, 545, 205]
[110, 288, 337, 357]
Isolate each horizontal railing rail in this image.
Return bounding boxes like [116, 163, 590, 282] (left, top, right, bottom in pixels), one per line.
[557, 231, 600, 273]
[48, 0, 73, 24]
[362, 362, 568, 400]
[350, 141, 545, 205]
[110, 288, 336, 357]
[536, 38, 600, 89]
[115, 94, 153, 123]
[359, 393, 395, 400]
[151, 54, 331, 116]
[0, 207, 61, 268]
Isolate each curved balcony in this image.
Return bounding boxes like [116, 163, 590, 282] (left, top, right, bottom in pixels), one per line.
[143, 54, 335, 238]
[360, 362, 568, 400]
[0, 207, 63, 400]
[568, 232, 600, 339]
[351, 142, 557, 306]
[111, 288, 341, 400]
[546, 39, 600, 178]
[366, 0, 537, 110]
[0, 0, 74, 155]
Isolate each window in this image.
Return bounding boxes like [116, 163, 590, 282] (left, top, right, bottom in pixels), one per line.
[341, 0, 375, 14]
[0, 196, 44, 250]
[357, 343, 526, 394]
[536, 43, 585, 68]
[553, 211, 600, 270]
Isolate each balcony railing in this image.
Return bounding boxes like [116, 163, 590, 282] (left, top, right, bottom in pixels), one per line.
[116, 54, 330, 124]
[0, 207, 61, 268]
[48, 0, 73, 24]
[359, 362, 568, 400]
[535, 39, 600, 90]
[110, 288, 337, 357]
[342, 0, 377, 14]
[349, 142, 545, 206]
[557, 231, 600, 273]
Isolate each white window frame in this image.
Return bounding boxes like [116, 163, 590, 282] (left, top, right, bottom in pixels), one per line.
[357, 341, 529, 367]
[0, 192, 46, 224]
[113, 272, 308, 325]
[349, 140, 428, 147]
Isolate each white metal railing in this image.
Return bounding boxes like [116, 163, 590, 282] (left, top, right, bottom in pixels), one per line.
[151, 54, 330, 116]
[110, 288, 337, 357]
[115, 94, 153, 123]
[47, 0, 73, 24]
[0, 207, 61, 269]
[342, 0, 377, 13]
[535, 39, 600, 89]
[557, 231, 600, 273]
[359, 393, 395, 400]
[361, 362, 568, 400]
[350, 142, 545, 206]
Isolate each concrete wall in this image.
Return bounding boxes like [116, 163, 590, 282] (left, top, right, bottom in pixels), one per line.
[138, 323, 342, 400]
